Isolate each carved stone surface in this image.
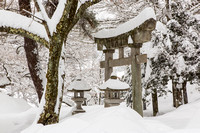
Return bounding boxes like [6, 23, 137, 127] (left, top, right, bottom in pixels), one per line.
[104, 98, 124, 107]
[72, 97, 86, 115]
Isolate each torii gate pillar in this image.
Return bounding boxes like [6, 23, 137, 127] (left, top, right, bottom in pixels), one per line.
[130, 44, 144, 116]
[103, 49, 115, 81]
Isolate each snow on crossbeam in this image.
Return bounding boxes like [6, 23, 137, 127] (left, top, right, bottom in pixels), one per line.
[94, 7, 156, 39]
[0, 10, 49, 42]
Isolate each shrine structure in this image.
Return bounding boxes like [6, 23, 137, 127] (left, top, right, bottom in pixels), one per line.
[93, 7, 156, 116]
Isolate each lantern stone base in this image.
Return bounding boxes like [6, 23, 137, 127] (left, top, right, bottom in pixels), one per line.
[104, 98, 124, 107]
[72, 97, 86, 115]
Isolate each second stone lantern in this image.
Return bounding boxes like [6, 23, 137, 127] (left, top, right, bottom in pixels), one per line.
[99, 74, 130, 107]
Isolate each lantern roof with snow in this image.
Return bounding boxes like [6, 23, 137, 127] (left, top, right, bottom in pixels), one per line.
[99, 73, 130, 91]
[67, 76, 91, 91]
[93, 7, 156, 50]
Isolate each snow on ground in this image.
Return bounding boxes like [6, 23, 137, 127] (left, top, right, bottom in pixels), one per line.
[0, 93, 35, 133]
[0, 85, 200, 133]
[0, 93, 30, 114]
[22, 105, 171, 133]
[144, 81, 200, 117]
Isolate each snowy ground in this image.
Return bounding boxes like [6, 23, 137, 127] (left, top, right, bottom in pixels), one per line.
[0, 83, 200, 133]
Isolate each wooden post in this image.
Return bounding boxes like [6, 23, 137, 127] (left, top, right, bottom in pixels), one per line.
[103, 49, 115, 81]
[131, 44, 143, 116]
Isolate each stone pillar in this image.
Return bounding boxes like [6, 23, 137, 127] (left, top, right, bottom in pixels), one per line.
[103, 49, 115, 81]
[130, 44, 143, 117]
[103, 49, 114, 107]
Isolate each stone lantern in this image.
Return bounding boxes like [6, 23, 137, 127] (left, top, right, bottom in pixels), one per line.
[67, 76, 91, 115]
[99, 74, 130, 107]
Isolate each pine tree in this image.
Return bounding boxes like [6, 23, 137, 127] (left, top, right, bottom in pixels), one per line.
[166, 1, 200, 107]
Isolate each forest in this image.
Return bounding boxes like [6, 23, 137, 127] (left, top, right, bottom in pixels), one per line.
[0, 0, 199, 133]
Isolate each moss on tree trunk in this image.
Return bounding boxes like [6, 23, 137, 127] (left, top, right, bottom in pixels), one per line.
[38, 34, 63, 125]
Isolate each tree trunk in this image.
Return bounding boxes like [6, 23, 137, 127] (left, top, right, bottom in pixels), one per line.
[143, 89, 148, 111]
[176, 87, 183, 107]
[38, 37, 63, 125]
[182, 80, 188, 104]
[24, 38, 43, 102]
[172, 80, 177, 107]
[172, 79, 183, 108]
[143, 98, 147, 110]
[152, 88, 158, 116]
[19, 0, 44, 102]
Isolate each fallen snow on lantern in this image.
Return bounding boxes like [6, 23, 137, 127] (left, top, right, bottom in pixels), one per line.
[99, 74, 130, 107]
[67, 76, 91, 115]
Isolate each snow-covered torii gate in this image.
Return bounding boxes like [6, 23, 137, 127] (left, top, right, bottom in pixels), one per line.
[93, 7, 156, 116]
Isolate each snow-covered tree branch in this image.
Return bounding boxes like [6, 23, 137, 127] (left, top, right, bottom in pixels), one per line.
[0, 10, 49, 47]
[0, 0, 102, 126]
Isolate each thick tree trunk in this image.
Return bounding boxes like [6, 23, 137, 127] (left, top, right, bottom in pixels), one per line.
[152, 88, 158, 116]
[182, 80, 188, 104]
[37, 35, 64, 125]
[19, 0, 43, 102]
[24, 38, 43, 102]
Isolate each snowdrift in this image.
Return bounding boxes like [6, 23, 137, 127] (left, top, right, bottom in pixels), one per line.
[0, 93, 30, 114]
[1, 92, 200, 133]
